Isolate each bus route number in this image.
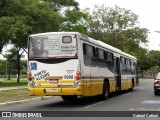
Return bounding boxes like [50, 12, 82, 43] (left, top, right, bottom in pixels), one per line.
[64, 75, 73, 79]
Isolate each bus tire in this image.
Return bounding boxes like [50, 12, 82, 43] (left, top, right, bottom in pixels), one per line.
[61, 95, 77, 101]
[101, 81, 109, 100]
[154, 91, 159, 96]
[129, 80, 134, 91]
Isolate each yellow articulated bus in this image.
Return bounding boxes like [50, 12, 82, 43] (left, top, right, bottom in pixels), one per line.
[27, 32, 138, 101]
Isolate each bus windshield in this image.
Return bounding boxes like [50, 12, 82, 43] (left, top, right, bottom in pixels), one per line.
[28, 34, 78, 59]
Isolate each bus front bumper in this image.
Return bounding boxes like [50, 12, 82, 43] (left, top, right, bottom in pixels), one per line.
[28, 86, 83, 96]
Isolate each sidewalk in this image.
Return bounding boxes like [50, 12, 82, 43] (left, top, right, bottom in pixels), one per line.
[0, 86, 28, 91]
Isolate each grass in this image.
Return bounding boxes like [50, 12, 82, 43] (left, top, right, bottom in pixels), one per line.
[0, 79, 28, 87]
[0, 88, 37, 103]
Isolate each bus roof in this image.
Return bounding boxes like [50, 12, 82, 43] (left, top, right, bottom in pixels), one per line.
[29, 32, 80, 37]
[29, 32, 136, 60]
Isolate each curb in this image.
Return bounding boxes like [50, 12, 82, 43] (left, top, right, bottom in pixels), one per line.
[0, 96, 54, 107]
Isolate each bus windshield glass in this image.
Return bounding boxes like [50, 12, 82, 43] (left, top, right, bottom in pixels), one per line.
[28, 34, 77, 59]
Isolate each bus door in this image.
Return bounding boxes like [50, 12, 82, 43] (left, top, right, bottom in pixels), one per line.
[115, 57, 121, 90]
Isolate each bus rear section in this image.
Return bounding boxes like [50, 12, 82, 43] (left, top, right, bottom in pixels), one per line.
[27, 33, 83, 100]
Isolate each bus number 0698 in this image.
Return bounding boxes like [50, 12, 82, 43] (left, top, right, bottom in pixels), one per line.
[64, 75, 74, 79]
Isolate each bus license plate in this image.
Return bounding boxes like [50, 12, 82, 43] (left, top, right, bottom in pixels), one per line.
[46, 89, 58, 92]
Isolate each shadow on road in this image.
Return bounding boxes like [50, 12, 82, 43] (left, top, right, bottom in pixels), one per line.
[36, 90, 137, 109]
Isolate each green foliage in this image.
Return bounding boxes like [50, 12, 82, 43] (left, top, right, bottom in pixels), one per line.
[6, 47, 26, 81]
[0, 0, 83, 82]
[148, 50, 160, 68]
[0, 60, 6, 74]
[52, 0, 79, 8]
[21, 60, 27, 74]
[0, 0, 82, 52]
[134, 48, 150, 71]
[84, 5, 152, 72]
[0, 58, 27, 78]
[46, 0, 79, 11]
[0, 0, 63, 82]
[0, 0, 61, 52]
[61, 9, 88, 35]
[7, 48, 18, 74]
[85, 5, 149, 53]
[133, 49, 160, 75]
[1, 0, 158, 75]
[65, 10, 85, 23]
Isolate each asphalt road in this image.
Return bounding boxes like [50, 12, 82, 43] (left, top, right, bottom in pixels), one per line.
[0, 79, 160, 120]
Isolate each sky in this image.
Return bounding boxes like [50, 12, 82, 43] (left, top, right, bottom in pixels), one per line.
[76, 0, 160, 50]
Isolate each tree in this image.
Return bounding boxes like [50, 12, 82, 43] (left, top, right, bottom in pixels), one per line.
[148, 50, 160, 76]
[43, 0, 88, 34]
[21, 60, 27, 74]
[47, 0, 88, 35]
[83, 5, 151, 76]
[46, 0, 79, 11]
[0, 0, 61, 45]
[85, 5, 149, 54]
[0, 0, 83, 82]
[0, 60, 6, 75]
[149, 50, 160, 67]
[134, 48, 150, 77]
[0, 0, 61, 82]
[61, 9, 88, 35]
[133, 49, 160, 77]
[7, 47, 23, 81]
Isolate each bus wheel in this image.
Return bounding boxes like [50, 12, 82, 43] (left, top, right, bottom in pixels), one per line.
[129, 81, 134, 91]
[61, 95, 77, 101]
[101, 81, 109, 100]
[154, 91, 159, 96]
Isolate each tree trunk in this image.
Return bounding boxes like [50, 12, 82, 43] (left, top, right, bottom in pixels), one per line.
[7, 72, 10, 80]
[141, 70, 144, 77]
[17, 55, 21, 83]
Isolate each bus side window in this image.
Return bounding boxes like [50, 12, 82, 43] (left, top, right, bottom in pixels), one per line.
[131, 61, 134, 74]
[106, 51, 114, 72]
[120, 56, 127, 74]
[128, 59, 131, 74]
[106, 51, 109, 61]
[83, 43, 96, 66]
[131, 61, 136, 74]
[126, 58, 131, 74]
[96, 48, 106, 67]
